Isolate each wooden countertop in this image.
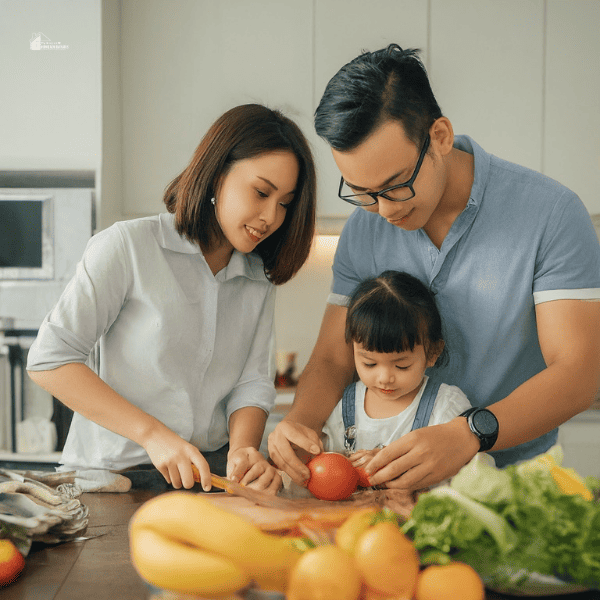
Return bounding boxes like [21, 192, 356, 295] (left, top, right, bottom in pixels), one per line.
[0, 489, 156, 600]
[0, 488, 597, 600]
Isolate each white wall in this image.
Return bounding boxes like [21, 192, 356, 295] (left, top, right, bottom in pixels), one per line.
[0, 0, 101, 171]
[274, 235, 339, 373]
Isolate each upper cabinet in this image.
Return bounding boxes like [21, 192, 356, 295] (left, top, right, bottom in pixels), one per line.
[312, 0, 429, 220]
[1, 3, 597, 230]
[430, 0, 545, 173]
[1, 2, 598, 225]
[119, 0, 313, 217]
[111, 0, 600, 224]
[117, 0, 430, 222]
[544, 1, 600, 215]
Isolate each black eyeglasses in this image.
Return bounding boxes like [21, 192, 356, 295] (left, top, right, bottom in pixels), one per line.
[338, 134, 430, 206]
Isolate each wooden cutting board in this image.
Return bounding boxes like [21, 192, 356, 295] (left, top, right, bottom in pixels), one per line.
[200, 490, 414, 533]
[202, 493, 309, 530]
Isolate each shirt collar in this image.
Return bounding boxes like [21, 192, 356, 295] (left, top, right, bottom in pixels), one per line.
[452, 135, 490, 208]
[157, 212, 267, 282]
[218, 250, 267, 283]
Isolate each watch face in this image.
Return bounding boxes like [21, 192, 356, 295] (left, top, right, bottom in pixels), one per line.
[473, 409, 498, 436]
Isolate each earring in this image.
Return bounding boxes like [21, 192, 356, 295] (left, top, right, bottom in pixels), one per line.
[210, 197, 216, 206]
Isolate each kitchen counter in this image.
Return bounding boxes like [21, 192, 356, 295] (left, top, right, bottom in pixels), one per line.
[0, 488, 597, 600]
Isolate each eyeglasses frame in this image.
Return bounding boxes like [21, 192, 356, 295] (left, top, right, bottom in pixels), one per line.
[338, 134, 431, 206]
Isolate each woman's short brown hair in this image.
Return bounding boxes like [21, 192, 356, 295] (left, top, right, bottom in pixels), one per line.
[164, 104, 316, 285]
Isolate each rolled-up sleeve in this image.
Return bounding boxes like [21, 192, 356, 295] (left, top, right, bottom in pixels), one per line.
[532, 189, 600, 303]
[27, 227, 130, 371]
[224, 285, 277, 422]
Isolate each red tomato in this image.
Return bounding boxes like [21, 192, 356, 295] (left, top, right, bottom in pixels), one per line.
[307, 452, 359, 501]
[0, 539, 25, 587]
[356, 466, 371, 488]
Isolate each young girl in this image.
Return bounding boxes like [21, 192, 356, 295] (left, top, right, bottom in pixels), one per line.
[27, 104, 316, 493]
[322, 270, 472, 473]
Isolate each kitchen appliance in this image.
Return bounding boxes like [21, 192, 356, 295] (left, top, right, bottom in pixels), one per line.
[0, 170, 95, 329]
[0, 171, 94, 460]
[0, 194, 54, 280]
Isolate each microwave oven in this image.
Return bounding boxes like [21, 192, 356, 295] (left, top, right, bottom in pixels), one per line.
[0, 170, 95, 330]
[0, 194, 54, 280]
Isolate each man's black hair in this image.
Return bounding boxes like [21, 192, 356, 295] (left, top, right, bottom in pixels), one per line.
[315, 44, 443, 151]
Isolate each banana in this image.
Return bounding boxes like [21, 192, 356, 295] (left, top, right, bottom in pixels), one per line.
[130, 527, 249, 596]
[129, 491, 300, 591]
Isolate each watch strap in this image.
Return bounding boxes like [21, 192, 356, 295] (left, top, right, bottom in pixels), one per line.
[459, 407, 498, 452]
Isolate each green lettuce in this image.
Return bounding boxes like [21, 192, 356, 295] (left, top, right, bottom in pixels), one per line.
[402, 450, 600, 590]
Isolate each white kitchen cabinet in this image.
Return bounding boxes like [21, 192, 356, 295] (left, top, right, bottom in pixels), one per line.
[102, 2, 600, 224]
[430, 0, 545, 172]
[544, 1, 600, 215]
[119, 0, 430, 222]
[313, 0, 429, 220]
[557, 411, 600, 479]
[120, 0, 313, 217]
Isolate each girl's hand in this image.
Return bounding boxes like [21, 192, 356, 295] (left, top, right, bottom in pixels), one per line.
[227, 447, 282, 495]
[349, 447, 382, 469]
[350, 448, 382, 487]
[142, 427, 212, 491]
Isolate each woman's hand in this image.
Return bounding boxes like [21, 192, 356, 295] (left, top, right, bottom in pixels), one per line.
[365, 419, 479, 491]
[143, 427, 212, 491]
[227, 447, 282, 494]
[267, 419, 324, 486]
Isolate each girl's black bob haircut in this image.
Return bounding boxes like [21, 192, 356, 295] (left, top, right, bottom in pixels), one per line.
[345, 270, 447, 365]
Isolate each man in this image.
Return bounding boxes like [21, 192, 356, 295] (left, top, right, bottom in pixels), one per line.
[268, 44, 600, 491]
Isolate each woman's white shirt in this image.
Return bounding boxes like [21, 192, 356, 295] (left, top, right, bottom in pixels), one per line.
[27, 213, 276, 470]
[322, 377, 472, 454]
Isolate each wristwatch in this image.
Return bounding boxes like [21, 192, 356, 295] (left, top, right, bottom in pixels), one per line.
[460, 407, 499, 452]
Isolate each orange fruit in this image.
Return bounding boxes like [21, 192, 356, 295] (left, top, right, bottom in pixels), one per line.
[415, 562, 485, 600]
[287, 545, 362, 600]
[361, 587, 412, 600]
[353, 521, 419, 597]
[0, 539, 25, 586]
[335, 507, 378, 555]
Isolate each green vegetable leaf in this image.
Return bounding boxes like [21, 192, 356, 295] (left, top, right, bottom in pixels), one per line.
[451, 453, 513, 505]
[403, 448, 600, 590]
[402, 486, 516, 568]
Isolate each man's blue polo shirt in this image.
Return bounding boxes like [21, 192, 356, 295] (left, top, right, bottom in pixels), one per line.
[329, 135, 600, 467]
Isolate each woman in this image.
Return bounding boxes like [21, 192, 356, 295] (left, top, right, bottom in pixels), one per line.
[27, 104, 316, 493]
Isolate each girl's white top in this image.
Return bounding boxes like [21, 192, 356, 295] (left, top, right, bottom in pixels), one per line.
[27, 213, 276, 470]
[322, 377, 472, 454]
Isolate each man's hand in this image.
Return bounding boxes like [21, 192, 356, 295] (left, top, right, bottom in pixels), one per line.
[226, 447, 282, 494]
[267, 304, 353, 485]
[365, 418, 479, 490]
[267, 420, 324, 485]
